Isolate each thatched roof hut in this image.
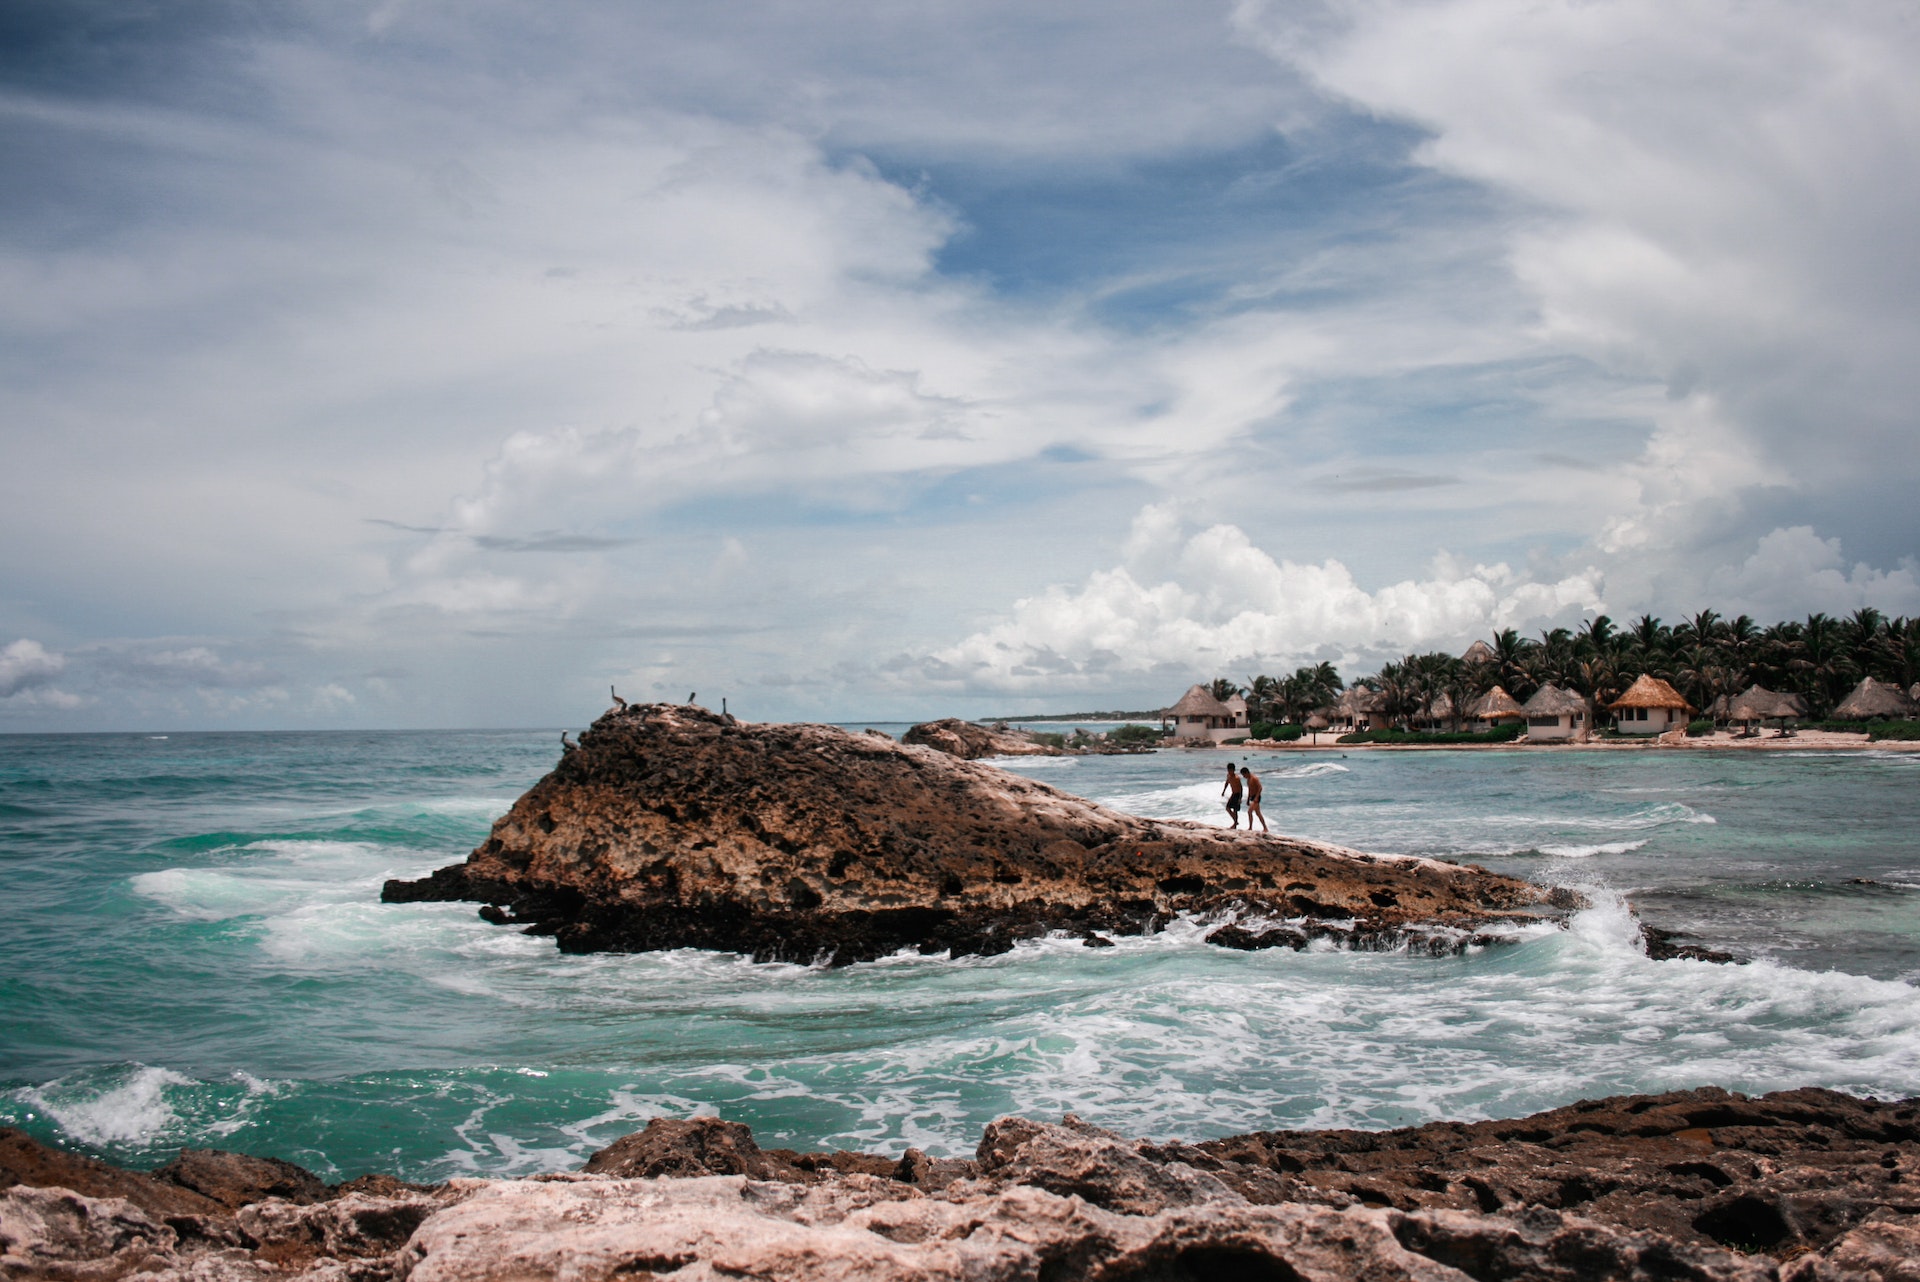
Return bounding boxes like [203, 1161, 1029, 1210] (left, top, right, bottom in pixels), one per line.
[1461, 639, 1496, 665]
[1523, 683, 1588, 717]
[1425, 692, 1455, 721]
[1470, 686, 1527, 721]
[1608, 675, 1694, 714]
[1720, 683, 1806, 723]
[1334, 686, 1383, 714]
[1834, 677, 1918, 720]
[1169, 684, 1232, 719]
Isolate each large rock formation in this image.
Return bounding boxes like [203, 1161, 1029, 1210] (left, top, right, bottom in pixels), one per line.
[901, 718, 1065, 759]
[382, 703, 1566, 963]
[4, 1088, 1916, 1280]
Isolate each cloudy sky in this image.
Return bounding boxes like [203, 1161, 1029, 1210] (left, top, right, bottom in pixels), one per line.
[3, 0, 1917, 730]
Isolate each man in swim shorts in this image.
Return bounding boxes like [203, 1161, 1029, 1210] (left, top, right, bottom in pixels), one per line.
[1222, 762, 1243, 828]
[1240, 764, 1267, 833]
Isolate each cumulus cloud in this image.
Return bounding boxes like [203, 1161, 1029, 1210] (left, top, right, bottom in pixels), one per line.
[1237, 0, 1920, 565]
[0, 639, 68, 698]
[913, 505, 1604, 693]
[1707, 527, 1920, 620]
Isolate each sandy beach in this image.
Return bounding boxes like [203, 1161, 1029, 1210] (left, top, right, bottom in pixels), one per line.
[1231, 727, 1920, 752]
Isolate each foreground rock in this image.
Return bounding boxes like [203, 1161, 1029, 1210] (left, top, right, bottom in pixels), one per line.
[5, 1088, 1916, 1280]
[382, 703, 1565, 963]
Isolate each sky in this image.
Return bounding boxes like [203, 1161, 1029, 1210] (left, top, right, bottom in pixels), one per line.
[2, 0, 1917, 730]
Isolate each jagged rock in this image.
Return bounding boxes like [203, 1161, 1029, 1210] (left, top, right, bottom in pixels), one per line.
[235, 1191, 441, 1267]
[153, 1148, 329, 1210]
[390, 1172, 1477, 1282]
[383, 704, 1560, 964]
[901, 718, 1062, 759]
[581, 1117, 778, 1181]
[0, 1128, 226, 1223]
[0, 1185, 178, 1281]
[4, 1091, 1917, 1280]
[1194, 1086, 1920, 1260]
[1389, 1205, 1774, 1281]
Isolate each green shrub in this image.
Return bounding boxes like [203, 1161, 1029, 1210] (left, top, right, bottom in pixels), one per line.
[1222, 736, 1249, 745]
[1869, 720, 1920, 741]
[1029, 731, 1067, 749]
[1249, 722, 1305, 741]
[1805, 720, 1872, 733]
[1686, 718, 1715, 737]
[1107, 723, 1163, 746]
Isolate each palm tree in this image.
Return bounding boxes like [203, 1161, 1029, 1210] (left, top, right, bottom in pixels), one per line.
[1489, 628, 1534, 699]
[1244, 674, 1281, 724]
[1208, 677, 1240, 703]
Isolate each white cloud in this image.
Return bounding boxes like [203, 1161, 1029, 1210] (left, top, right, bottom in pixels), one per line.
[1237, 0, 1920, 538]
[0, 639, 66, 698]
[1707, 527, 1920, 620]
[914, 504, 1604, 693]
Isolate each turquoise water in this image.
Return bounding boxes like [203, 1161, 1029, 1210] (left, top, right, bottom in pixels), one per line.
[2, 729, 1917, 1183]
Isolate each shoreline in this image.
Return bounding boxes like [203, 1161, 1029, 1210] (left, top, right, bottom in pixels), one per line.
[4, 1087, 1915, 1280]
[1205, 728, 1920, 753]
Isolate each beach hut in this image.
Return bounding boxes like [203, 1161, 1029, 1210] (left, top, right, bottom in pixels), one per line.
[1609, 675, 1694, 734]
[1416, 691, 1455, 731]
[1833, 676, 1918, 721]
[1461, 639, 1496, 666]
[1166, 685, 1237, 743]
[1522, 683, 1588, 741]
[1720, 683, 1806, 730]
[1465, 686, 1526, 732]
[1331, 685, 1387, 732]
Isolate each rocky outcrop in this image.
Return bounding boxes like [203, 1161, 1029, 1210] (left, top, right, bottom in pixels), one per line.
[901, 718, 1064, 759]
[382, 703, 1565, 963]
[4, 1088, 1915, 1280]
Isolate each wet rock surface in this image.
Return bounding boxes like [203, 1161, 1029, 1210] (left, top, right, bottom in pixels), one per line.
[3, 1088, 1915, 1280]
[381, 703, 1561, 963]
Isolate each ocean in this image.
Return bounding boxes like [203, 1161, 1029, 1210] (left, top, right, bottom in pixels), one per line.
[2, 728, 1917, 1184]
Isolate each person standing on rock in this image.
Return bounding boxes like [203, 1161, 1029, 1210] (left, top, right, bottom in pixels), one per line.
[1240, 765, 1267, 834]
[1221, 762, 1244, 828]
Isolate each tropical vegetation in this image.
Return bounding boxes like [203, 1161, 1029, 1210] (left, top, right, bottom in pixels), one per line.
[1216, 608, 1920, 731]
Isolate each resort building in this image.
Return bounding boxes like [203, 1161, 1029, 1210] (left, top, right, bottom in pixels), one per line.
[1330, 685, 1387, 733]
[1223, 693, 1251, 730]
[1834, 676, 1917, 721]
[1464, 685, 1526, 733]
[1164, 685, 1240, 743]
[1522, 683, 1588, 741]
[1609, 675, 1694, 734]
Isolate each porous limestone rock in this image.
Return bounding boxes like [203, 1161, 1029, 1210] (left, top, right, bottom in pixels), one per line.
[383, 703, 1563, 963]
[901, 718, 1062, 759]
[4, 1092, 1918, 1281]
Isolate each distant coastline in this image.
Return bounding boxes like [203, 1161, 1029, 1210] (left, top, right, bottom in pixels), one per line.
[977, 710, 1165, 723]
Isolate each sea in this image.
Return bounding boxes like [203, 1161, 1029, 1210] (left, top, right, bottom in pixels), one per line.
[2, 726, 1917, 1184]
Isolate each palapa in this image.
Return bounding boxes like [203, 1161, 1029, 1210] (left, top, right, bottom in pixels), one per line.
[1522, 683, 1588, 717]
[1470, 685, 1527, 720]
[1722, 683, 1805, 723]
[1608, 674, 1694, 714]
[1168, 684, 1233, 719]
[1833, 676, 1917, 720]
[1461, 639, 1496, 665]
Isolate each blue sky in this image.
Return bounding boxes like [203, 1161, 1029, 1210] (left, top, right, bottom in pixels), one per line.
[2, 0, 1917, 729]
